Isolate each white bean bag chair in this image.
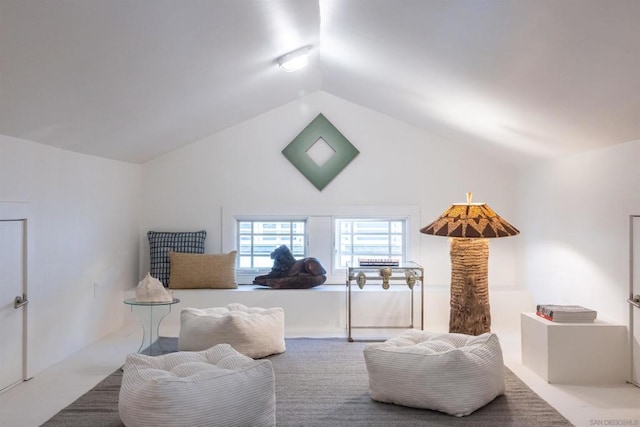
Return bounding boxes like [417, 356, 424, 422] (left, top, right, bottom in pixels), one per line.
[178, 303, 286, 358]
[118, 344, 275, 427]
[364, 329, 505, 417]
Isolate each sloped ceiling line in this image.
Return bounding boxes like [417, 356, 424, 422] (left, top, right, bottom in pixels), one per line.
[0, 0, 638, 164]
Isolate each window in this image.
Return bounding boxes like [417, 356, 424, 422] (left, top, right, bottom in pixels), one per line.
[224, 205, 418, 284]
[335, 218, 406, 268]
[236, 220, 306, 269]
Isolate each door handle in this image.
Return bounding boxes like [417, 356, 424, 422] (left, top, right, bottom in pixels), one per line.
[628, 295, 640, 309]
[14, 295, 29, 309]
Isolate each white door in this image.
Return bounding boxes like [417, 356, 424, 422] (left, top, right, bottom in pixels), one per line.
[0, 219, 27, 392]
[631, 216, 640, 387]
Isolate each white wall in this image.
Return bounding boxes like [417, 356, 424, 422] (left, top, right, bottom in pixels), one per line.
[519, 139, 640, 325]
[2, 87, 635, 371]
[141, 91, 521, 287]
[0, 135, 141, 376]
[139, 91, 523, 333]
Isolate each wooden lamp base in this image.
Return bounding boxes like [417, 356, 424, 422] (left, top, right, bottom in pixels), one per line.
[449, 238, 491, 335]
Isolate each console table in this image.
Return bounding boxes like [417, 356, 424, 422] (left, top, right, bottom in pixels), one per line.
[124, 298, 180, 355]
[346, 262, 424, 342]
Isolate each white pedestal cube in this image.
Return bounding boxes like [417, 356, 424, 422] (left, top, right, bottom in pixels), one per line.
[521, 312, 629, 384]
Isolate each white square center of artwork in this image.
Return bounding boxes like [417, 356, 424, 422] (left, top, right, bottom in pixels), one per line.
[306, 138, 336, 167]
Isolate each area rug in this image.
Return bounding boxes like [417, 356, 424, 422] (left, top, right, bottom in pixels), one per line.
[43, 337, 573, 426]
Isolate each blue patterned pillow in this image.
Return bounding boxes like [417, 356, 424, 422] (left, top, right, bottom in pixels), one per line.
[147, 230, 207, 287]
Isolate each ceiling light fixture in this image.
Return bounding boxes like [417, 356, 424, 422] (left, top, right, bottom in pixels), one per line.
[277, 46, 311, 72]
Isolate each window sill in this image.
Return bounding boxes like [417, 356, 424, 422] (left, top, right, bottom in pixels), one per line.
[233, 284, 345, 291]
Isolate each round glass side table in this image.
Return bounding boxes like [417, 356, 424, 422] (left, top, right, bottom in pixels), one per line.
[123, 298, 180, 355]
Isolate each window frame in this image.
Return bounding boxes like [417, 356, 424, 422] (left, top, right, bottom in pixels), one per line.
[236, 219, 307, 270]
[333, 217, 407, 270]
[222, 205, 421, 285]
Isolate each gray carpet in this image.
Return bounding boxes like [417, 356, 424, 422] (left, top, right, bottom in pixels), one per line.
[43, 337, 573, 426]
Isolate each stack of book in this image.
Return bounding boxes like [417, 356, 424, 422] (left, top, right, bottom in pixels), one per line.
[358, 258, 399, 267]
[536, 304, 597, 323]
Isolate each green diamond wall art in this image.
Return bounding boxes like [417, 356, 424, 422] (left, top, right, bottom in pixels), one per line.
[282, 114, 360, 191]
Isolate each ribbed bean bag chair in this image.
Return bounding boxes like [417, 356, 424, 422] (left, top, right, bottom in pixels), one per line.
[178, 303, 285, 358]
[118, 344, 275, 427]
[364, 329, 505, 417]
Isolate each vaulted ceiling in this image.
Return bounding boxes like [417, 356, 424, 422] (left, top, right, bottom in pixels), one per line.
[1, 0, 638, 164]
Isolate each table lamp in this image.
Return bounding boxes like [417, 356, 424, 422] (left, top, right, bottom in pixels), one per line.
[420, 193, 519, 335]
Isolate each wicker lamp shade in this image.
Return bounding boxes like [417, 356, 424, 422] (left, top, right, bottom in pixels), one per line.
[420, 193, 519, 335]
[419, 197, 519, 238]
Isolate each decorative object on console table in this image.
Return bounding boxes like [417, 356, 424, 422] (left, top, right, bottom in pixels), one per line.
[253, 245, 327, 289]
[535, 304, 597, 322]
[358, 258, 400, 267]
[420, 193, 519, 335]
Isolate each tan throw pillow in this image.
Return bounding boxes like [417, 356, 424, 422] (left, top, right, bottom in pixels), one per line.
[169, 251, 237, 289]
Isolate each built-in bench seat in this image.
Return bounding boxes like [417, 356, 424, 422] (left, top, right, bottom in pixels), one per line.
[123, 285, 533, 339]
